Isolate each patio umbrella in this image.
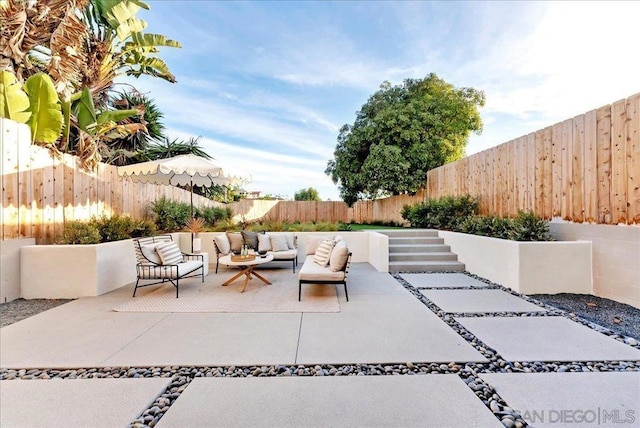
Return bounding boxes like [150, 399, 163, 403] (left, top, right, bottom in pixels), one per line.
[117, 154, 245, 217]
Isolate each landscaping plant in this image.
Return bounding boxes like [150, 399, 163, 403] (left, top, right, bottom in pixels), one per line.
[402, 195, 553, 241]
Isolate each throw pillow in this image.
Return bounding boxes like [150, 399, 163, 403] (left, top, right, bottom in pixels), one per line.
[226, 232, 244, 253]
[270, 234, 289, 252]
[258, 233, 272, 252]
[214, 234, 231, 255]
[305, 235, 332, 255]
[313, 239, 335, 266]
[140, 243, 163, 265]
[155, 241, 183, 265]
[329, 240, 349, 272]
[283, 233, 296, 250]
[242, 230, 259, 250]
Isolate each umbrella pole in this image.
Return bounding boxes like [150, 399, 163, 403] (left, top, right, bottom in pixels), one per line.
[190, 179, 194, 252]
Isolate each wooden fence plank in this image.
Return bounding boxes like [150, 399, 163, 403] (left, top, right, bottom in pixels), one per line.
[534, 130, 545, 216]
[18, 130, 32, 238]
[597, 105, 613, 223]
[611, 99, 628, 224]
[626, 94, 640, 223]
[526, 133, 536, 212]
[1, 120, 20, 239]
[583, 109, 598, 222]
[561, 119, 574, 220]
[572, 114, 585, 222]
[551, 122, 563, 218]
[542, 126, 553, 219]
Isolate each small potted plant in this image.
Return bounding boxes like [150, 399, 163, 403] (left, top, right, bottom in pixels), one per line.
[185, 217, 206, 253]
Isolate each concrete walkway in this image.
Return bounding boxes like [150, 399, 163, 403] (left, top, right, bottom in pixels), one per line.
[1, 264, 639, 427]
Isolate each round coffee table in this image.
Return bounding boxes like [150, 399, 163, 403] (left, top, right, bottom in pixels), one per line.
[218, 254, 274, 292]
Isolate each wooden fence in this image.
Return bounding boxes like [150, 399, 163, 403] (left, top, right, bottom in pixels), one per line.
[427, 93, 640, 224]
[1, 120, 223, 244]
[1, 119, 425, 244]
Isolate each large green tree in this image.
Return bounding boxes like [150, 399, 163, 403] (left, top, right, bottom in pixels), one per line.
[294, 187, 321, 201]
[326, 73, 485, 205]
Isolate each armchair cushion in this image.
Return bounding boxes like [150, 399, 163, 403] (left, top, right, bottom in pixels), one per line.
[155, 241, 183, 265]
[140, 243, 163, 265]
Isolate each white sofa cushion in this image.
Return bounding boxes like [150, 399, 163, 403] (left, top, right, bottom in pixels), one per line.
[271, 249, 297, 260]
[270, 234, 289, 252]
[258, 233, 272, 252]
[329, 240, 349, 272]
[299, 256, 345, 281]
[283, 233, 296, 250]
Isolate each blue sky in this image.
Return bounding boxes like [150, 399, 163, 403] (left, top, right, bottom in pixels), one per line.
[124, 1, 640, 201]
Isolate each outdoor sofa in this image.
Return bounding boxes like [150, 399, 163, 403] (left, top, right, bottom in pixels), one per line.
[298, 236, 352, 301]
[213, 231, 298, 273]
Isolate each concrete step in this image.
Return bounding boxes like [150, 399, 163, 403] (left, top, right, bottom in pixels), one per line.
[388, 244, 451, 253]
[388, 260, 466, 273]
[389, 252, 459, 262]
[388, 237, 444, 245]
[381, 229, 439, 238]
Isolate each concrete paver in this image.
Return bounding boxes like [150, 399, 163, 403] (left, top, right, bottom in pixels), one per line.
[0, 297, 169, 368]
[456, 316, 640, 362]
[421, 289, 546, 313]
[0, 378, 170, 428]
[480, 372, 640, 428]
[102, 312, 302, 367]
[157, 375, 503, 428]
[297, 295, 487, 364]
[401, 273, 489, 288]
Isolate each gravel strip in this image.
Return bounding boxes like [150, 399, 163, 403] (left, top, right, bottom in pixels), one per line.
[530, 293, 640, 341]
[0, 298, 74, 328]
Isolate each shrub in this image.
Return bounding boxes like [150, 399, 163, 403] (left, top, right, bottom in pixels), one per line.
[150, 197, 191, 231]
[511, 211, 553, 241]
[201, 206, 233, 225]
[56, 221, 101, 244]
[402, 195, 479, 230]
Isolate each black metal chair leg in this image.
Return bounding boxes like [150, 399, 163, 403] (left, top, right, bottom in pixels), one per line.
[215, 257, 219, 274]
[292, 259, 296, 273]
[344, 282, 349, 302]
[133, 279, 140, 297]
[298, 281, 302, 301]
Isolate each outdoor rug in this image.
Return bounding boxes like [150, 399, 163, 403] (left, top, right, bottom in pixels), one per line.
[112, 268, 340, 313]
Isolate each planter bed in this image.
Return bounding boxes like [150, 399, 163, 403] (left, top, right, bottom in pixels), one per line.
[21, 239, 137, 299]
[438, 231, 592, 295]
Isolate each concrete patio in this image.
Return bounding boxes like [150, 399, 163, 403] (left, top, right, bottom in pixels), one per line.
[1, 263, 639, 427]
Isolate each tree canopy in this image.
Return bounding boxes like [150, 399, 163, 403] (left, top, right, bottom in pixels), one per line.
[294, 187, 321, 201]
[325, 73, 485, 205]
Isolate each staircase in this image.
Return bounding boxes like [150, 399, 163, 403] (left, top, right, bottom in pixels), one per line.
[382, 230, 465, 273]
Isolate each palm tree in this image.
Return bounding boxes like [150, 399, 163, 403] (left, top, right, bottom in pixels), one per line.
[0, 0, 180, 168]
[145, 136, 212, 160]
[104, 90, 166, 165]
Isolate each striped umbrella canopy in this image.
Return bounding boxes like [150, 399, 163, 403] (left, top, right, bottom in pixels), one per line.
[117, 154, 246, 216]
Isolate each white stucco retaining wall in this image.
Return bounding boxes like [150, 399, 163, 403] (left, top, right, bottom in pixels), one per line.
[438, 231, 593, 296]
[20, 240, 136, 299]
[549, 222, 640, 309]
[1, 239, 35, 303]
